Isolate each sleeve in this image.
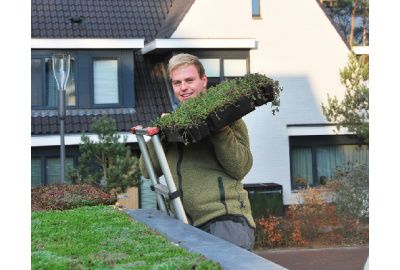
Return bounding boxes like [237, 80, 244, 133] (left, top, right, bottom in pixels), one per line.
[139, 137, 169, 179]
[208, 118, 253, 180]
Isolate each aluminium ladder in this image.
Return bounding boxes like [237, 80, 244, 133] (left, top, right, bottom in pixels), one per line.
[131, 126, 188, 224]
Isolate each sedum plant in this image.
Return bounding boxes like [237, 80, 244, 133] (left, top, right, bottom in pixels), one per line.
[152, 73, 282, 130]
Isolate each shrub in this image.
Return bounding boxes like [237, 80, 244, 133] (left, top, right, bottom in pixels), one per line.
[254, 214, 283, 249]
[327, 163, 369, 225]
[68, 114, 142, 195]
[287, 185, 333, 239]
[31, 184, 117, 211]
[254, 184, 369, 249]
[249, 192, 283, 219]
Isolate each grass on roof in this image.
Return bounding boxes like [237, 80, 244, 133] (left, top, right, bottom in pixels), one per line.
[31, 205, 222, 269]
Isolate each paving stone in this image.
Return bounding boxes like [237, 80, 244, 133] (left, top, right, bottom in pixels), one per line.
[253, 246, 369, 270]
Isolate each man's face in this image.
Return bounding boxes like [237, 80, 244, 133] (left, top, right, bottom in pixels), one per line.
[171, 64, 207, 102]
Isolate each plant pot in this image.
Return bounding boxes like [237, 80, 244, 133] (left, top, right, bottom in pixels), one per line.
[186, 124, 211, 143]
[208, 96, 255, 132]
[253, 85, 275, 107]
[160, 128, 192, 143]
[161, 123, 211, 144]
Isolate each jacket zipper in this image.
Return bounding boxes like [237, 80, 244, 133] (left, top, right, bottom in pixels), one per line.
[235, 180, 245, 215]
[218, 177, 228, 214]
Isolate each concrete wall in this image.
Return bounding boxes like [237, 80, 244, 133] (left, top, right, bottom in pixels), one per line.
[173, 0, 350, 204]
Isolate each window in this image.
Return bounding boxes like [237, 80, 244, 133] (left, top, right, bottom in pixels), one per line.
[93, 59, 119, 104]
[290, 135, 369, 189]
[31, 50, 135, 109]
[31, 57, 76, 107]
[31, 156, 74, 186]
[31, 59, 42, 106]
[252, 0, 261, 17]
[31, 158, 42, 186]
[199, 58, 220, 77]
[196, 51, 249, 88]
[223, 59, 247, 77]
[45, 57, 76, 106]
[291, 147, 313, 186]
[200, 57, 248, 87]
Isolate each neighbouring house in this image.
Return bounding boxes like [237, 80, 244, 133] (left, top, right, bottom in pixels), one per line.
[31, 0, 369, 208]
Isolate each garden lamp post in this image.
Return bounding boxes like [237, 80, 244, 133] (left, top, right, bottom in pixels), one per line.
[52, 53, 71, 184]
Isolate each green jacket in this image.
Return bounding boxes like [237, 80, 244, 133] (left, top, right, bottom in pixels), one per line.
[139, 119, 255, 228]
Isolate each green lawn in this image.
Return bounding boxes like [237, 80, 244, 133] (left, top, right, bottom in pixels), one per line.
[31, 205, 222, 269]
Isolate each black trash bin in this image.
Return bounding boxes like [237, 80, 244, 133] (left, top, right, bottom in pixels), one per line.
[243, 183, 283, 218]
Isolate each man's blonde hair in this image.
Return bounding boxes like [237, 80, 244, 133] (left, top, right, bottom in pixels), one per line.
[168, 53, 205, 79]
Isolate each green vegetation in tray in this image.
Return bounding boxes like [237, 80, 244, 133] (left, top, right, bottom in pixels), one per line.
[152, 73, 282, 130]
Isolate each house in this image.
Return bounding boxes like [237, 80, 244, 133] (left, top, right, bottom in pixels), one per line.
[31, 0, 368, 208]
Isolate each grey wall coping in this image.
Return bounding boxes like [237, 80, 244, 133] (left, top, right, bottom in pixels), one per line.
[125, 208, 287, 270]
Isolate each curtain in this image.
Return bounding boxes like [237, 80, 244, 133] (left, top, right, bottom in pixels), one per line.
[316, 145, 369, 181]
[291, 147, 313, 185]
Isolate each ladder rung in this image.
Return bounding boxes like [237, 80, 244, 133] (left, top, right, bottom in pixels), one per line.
[152, 184, 170, 197]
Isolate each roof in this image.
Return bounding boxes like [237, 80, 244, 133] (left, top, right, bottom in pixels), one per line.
[31, 0, 194, 135]
[155, 0, 195, 39]
[32, 0, 169, 42]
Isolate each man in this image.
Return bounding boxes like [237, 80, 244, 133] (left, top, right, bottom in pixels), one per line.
[139, 53, 255, 250]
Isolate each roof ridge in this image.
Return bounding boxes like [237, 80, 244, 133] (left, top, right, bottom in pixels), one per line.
[153, 0, 195, 40]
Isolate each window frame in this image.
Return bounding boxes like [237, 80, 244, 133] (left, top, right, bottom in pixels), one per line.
[289, 135, 368, 190]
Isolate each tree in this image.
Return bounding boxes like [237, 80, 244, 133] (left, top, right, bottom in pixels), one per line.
[360, 0, 369, 64]
[321, 52, 369, 143]
[349, 0, 358, 46]
[321, 0, 369, 46]
[327, 164, 369, 224]
[68, 113, 141, 194]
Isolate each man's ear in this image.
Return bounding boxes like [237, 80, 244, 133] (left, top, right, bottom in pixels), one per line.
[202, 74, 208, 89]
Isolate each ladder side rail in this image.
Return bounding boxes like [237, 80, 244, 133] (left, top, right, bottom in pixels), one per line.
[152, 134, 189, 224]
[136, 134, 169, 215]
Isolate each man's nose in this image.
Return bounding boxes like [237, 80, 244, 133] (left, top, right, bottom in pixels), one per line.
[181, 81, 188, 90]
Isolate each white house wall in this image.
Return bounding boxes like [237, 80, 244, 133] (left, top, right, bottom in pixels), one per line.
[173, 0, 350, 205]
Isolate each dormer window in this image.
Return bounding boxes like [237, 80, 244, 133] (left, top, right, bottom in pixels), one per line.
[31, 50, 134, 109]
[31, 57, 76, 107]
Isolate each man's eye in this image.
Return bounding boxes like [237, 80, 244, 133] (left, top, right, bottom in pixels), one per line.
[174, 81, 181, 86]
